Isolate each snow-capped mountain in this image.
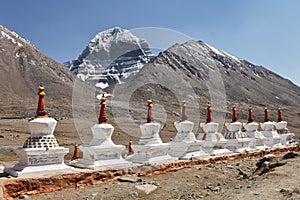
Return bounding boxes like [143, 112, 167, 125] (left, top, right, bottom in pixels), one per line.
[64, 27, 152, 88]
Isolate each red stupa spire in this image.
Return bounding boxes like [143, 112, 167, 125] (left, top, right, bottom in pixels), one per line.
[278, 108, 282, 122]
[146, 99, 154, 123]
[206, 103, 212, 123]
[36, 83, 48, 118]
[264, 107, 270, 122]
[231, 105, 238, 122]
[98, 94, 108, 124]
[181, 101, 188, 121]
[247, 106, 254, 123]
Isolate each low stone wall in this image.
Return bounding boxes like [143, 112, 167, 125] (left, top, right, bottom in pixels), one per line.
[2, 145, 300, 198]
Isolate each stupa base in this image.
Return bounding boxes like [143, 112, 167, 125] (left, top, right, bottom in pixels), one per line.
[201, 141, 232, 156]
[253, 141, 269, 150]
[264, 140, 283, 148]
[70, 158, 133, 170]
[179, 150, 209, 160]
[169, 141, 209, 160]
[280, 133, 297, 146]
[126, 143, 175, 164]
[225, 138, 253, 153]
[5, 147, 72, 178]
[261, 130, 282, 147]
[246, 131, 269, 150]
[5, 163, 73, 178]
[210, 148, 233, 156]
[70, 144, 132, 170]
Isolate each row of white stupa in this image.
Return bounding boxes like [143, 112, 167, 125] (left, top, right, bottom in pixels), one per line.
[4, 85, 296, 177]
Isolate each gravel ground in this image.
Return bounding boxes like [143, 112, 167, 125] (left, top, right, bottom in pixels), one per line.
[15, 152, 300, 200]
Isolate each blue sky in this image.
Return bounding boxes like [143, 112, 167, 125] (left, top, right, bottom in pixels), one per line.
[1, 0, 299, 85]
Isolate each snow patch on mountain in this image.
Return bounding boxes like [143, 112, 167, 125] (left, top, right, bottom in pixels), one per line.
[0, 25, 32, 47]
[1, 30, 23, 47]
[206, 44, 240, 63]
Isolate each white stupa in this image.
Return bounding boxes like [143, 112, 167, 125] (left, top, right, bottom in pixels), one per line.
[243, 107, 268, 150]
[169, 101, 208, 160]
[260, 107, 282, 147]
[70, 95, 132, 170]
[197, 103, 232, 156]
[275, 108, 296, 146]
[126, 99, 175, 164]
[5, 84, 73, 177]
[224, 105, 252, 152]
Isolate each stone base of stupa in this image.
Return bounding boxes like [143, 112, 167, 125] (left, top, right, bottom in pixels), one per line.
[5, 147, 73, 177]
[261, 130, 283, 148]
[198, 133, 233, 156]
[280, 133, 297, 146]
[70, 145, 132, 170]
[246, 132, 269, 150]
[169, 141, 209, 160]
[200, 141, 233, 156]
[224, 123, 252, 153]
[225, 138, 253, 153]
[126, 143, 175, 164]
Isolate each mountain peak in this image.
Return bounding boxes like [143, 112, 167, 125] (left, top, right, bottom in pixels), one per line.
[89, 27, 141, 52]
[64, 27, 152, 88]
[91, 27, 127, 42]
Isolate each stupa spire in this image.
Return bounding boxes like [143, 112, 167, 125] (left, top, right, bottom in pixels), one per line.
[277, 108, 282, 122]
[146, 99, 154, 123]
[36, 83, 48, 118]
[231, 105, 238, 122]
[98, 94, 108, 124]
[206, 103, 212, 123]
[181, 101, 188, 121]
[247, 106, 254, 123]
[264, 107, 270, 122]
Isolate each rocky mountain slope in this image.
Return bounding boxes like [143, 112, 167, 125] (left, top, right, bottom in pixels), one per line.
[0, 25, 76, 118]
[110, 40, 300, 136]
[64, 27, 152, 88]
[151, 40, 300, 107]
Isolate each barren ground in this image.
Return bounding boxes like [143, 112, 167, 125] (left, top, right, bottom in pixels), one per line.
[10, 152, 300, 200]
[0, 119, 299, 200]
